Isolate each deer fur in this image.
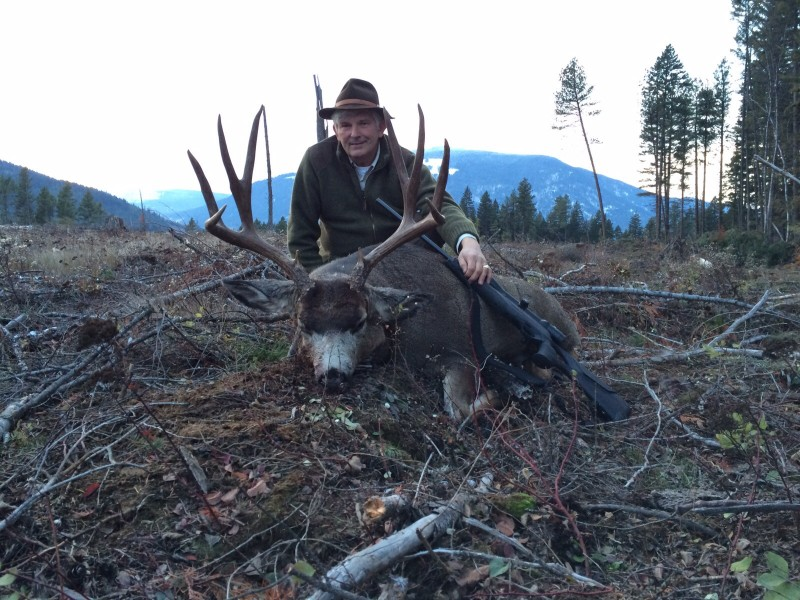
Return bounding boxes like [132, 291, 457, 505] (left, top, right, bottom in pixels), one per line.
[222, 242, 579, 418]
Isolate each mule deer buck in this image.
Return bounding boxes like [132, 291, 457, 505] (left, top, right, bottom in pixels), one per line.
[188, 105, 580, 418]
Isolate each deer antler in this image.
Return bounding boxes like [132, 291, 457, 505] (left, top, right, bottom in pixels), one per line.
[351, 105, 447, 288]
[187, 106, 311, 287]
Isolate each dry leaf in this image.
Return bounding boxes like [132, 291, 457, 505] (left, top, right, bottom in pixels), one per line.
[495, 514, 515, 537]
[246, 479, 269, 497]
[347, 455, 365, 472]
[456, 564, 490, 587]
[221, 488, 240, 503]
[205, 491, 223, 506]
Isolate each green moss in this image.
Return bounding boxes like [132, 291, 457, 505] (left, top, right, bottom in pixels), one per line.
[490, 492, 537, 519]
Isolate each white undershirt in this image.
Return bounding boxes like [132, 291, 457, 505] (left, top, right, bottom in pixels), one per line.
[353, 147, 380, 191]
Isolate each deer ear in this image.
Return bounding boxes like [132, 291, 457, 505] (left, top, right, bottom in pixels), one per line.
[223, 279, 297, 320]
[367, 287, 433, 322]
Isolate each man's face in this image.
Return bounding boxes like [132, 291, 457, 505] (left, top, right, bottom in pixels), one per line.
[333, 110, 385, 167]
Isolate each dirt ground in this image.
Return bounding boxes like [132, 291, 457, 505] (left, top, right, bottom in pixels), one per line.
[1, 226, 799, 599]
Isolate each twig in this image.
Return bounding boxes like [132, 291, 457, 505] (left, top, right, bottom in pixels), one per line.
[0, 344, 119, 442]
[0, 428, 146, 531]
[625, 371, 663, 488]
[668, 417, 722, 448]
[707, 289, 770, 347]
[0, 313, 28, 372]
[464, 516, 534, 558]
[581, 503, 719, 538]
[412, 453, 434, 508]
[675, 499, 800, 515]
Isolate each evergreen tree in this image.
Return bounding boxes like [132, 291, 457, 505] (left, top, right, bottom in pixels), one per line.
[672, 77, 696, 239]
[185, 217, 199, 233]
[713, 58, 732, 233]
[0, 175, 14, 223]
[56, 183, 76, 223]
[546, 194, 572, 241]
[645, 216, 658, 240]
[730, 0, 797, 239]
[640, 44, 693, 241]
[588, 210, 612, 242]
[694, 84, 719, 236]
[275, 216, 288, 233]
[476, 191, 496, 237]
[459, 187, 476, 222]
[627, 213, 644, 238]
[14, 168, 34, 225]
[567, 202, 587, 242]
[498, 197, 514, 241]
[514, 178, 537, 240]
[34, 188, 56, 224]
[77, 190, 104, 225]
[554, 57, 607, 239]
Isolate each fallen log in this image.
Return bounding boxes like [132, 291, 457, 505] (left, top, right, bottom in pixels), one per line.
[306, 494, 468, 600]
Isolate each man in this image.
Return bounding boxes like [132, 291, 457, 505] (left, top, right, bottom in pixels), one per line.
[288, 78, 492, 284]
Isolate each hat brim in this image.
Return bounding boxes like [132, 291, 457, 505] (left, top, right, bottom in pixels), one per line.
[319, 106, 392, 120]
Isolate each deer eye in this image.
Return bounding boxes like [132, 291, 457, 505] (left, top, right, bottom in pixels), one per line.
[349, 317, 367, 334]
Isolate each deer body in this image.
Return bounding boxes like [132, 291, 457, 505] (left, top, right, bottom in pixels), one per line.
[223, 242, 579, 417]
[190, 105, 579, 418]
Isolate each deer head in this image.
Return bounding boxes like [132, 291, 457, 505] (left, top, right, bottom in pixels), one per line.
[188, 105, 449, 390]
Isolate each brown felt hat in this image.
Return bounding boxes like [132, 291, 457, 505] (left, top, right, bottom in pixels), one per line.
[318, 78, 390, 119]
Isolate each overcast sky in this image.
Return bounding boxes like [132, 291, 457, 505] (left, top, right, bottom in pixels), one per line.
[2, 1, 739, 203]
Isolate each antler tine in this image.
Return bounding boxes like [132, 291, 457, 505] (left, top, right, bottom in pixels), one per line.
[188, 107, 310, 285]
[351, 105, 446, 288]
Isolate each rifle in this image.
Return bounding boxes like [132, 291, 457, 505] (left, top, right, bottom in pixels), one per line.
[376, 198, 630, 422]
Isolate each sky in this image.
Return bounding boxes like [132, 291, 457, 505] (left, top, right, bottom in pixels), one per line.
[1, 1, 740, 203]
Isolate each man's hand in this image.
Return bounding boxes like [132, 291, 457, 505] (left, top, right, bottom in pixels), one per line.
[458, 237, 492, 284]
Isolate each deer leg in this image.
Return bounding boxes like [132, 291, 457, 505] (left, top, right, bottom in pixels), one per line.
[442, 363, 497, 419]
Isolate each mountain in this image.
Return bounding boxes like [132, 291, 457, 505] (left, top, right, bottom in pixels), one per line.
[0, 160, 177, 231]
[165, 174, 295, 229]
[168, 151, 655, 231]
[426, 150, 655, 229]
[2, 151, 657, 232]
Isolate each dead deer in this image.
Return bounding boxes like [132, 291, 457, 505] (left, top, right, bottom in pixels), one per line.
[188, 105, 580, 418]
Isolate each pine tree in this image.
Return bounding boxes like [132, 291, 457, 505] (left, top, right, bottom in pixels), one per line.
[14, 168, 33, 225]
[78, 191, 104, 225]
[554, 57, 607, 239]
[713, 58, 732, 233]
[185, 217, 199, 233]
[56, 183, 76, 223]
[476, 191, 496, 237]
[546, 195, 572, 241]
[498, 197, 514, 241]
[694, 84, 719, 236]
[640, 45, 693, 241]
[514, 178, 537, 240]
[587, 210, 612, 242]
[567, 202, 587, 242]
[34, 188, 56, 224]
[627, 213, 644, 238]
[459, 187, 476, 221]
[0, 175, 14, 223]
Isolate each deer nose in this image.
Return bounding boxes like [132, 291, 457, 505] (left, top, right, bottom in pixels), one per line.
[320, 369, 348, 391]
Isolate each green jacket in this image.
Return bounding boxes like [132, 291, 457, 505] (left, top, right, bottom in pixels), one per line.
[288, 136, 478, 270]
